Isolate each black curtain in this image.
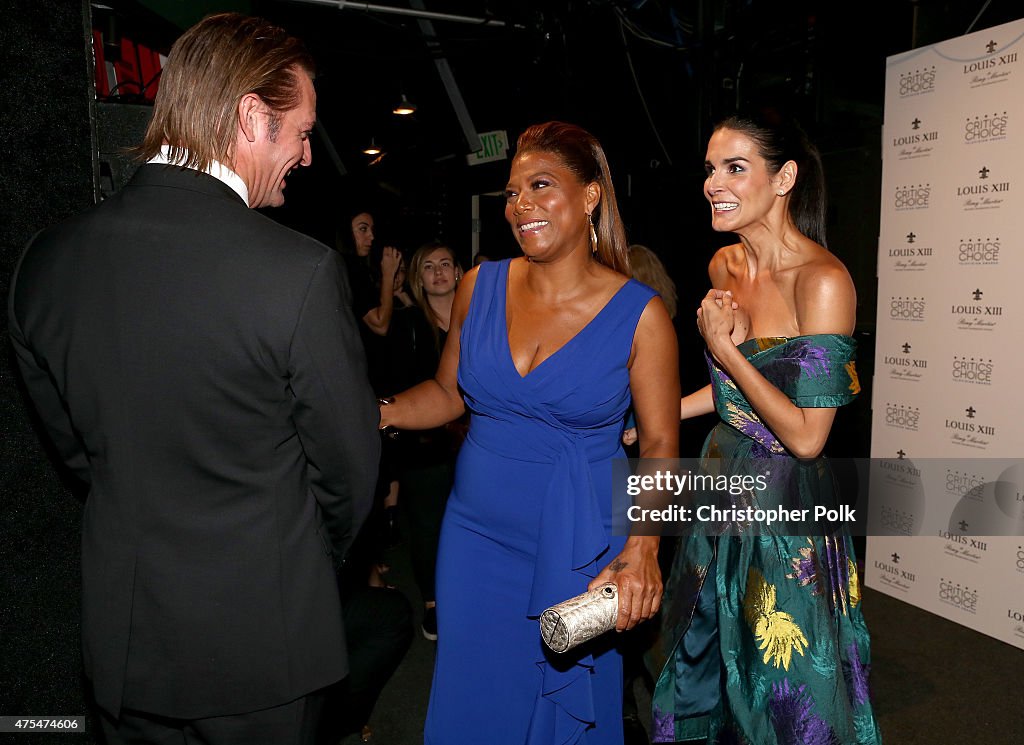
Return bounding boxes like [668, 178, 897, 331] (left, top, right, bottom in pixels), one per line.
[0, 0, 98, 739]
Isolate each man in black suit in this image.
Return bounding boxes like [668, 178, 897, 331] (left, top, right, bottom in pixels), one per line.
[7, 13, 379, 745]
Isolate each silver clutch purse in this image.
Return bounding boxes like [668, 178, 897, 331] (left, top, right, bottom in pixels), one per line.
[539, 583, 618, 653]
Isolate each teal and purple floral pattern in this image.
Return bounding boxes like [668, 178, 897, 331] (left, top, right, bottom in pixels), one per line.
[649, 335, 881, 744]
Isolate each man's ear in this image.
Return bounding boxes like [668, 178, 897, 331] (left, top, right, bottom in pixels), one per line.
[585, 181, 601, 216]
[238, 93, 263, 143]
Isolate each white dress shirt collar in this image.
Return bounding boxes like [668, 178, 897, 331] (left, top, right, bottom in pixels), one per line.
[147, 145, 250, 206]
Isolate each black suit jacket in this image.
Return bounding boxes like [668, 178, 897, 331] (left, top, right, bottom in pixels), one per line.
[7, 165, 380, 719]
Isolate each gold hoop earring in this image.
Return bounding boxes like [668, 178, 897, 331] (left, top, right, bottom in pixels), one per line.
[587, 213, 598, 254]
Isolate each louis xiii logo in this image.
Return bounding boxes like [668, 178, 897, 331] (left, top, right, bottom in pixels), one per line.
[872, 550, 915, 590]
[956, 165, 1010, 207]
[945, 403, 996, 449]
[963, 40, 1018, 88]
[951, 288, 1002, 331]
[884, 342, 927, 383]
[893, 117, 938, 159]
[887, 231, 930, 270]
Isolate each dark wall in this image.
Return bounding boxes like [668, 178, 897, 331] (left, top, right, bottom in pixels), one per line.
[0, 0, 98, 736]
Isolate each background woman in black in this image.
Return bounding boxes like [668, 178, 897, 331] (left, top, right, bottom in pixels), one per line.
[338, 208, 404, 584]
[387, 241, 464, 640]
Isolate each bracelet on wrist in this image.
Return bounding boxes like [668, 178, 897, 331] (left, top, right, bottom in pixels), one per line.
[377, 397, 399, 439]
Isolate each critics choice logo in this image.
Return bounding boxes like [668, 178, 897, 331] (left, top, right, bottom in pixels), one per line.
[885, 402, 920, 431]
[945, 468, 986, 500]
[883, 341, 927, 383]
[958, 236, 1000, 265]
[890, 296, 926, 322]
[964, 40, 1019, 88]
[899, 66, 936, 97]
[957, 165, 1010, 211]
[889, 231, 931, 272]
[951, 288, 1002, 332]
[879, 504, 915, 535]
[895, 183, 930, 210]
[938, 578, 978, 614]
[893, 117, 939, 160]
[964, 111, 1008, 144]
[951, 356, 993, 386]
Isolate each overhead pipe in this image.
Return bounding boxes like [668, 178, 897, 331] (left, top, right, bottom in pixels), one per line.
[279, 0, 522, 29]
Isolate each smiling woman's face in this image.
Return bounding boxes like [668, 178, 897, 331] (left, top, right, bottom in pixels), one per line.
[703, 127, 780, 234]
[503, 149, 595, 262]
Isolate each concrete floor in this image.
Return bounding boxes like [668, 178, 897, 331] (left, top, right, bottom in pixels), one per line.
[347, 532, 1024, 745]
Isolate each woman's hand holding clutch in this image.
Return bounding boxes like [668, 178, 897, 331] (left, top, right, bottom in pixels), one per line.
[588, 535, 662, 631]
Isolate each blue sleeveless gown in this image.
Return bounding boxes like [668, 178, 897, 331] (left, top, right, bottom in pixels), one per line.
[424, 259, 656, 745]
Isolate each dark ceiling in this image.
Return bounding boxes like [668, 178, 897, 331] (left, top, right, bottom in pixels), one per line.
[90, 0, 1022, 271]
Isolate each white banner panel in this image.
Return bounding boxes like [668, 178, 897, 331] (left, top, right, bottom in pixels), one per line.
[868, 17, 1024, 649]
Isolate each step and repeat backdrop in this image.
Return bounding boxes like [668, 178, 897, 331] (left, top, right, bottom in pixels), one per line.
[867, 17, 1024, 649]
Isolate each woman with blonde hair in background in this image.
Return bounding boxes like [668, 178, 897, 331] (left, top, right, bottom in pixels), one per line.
[628, 244, 677, 320]
[622, 244, 678, 450]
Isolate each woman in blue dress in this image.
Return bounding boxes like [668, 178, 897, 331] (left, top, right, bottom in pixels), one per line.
[650, 115, 882, 744]
[379, 121, 680, 744]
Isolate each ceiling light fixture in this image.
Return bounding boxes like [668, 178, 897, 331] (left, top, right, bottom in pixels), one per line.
[393, 93, 417, 116]
[362, 138, 382, 156]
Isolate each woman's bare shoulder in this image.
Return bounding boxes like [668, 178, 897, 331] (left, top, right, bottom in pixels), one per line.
[709, 243, 742, 284]
[794, 249, 856, 333]
[451, 263, 485, 326]
[796, 247, 854, 291]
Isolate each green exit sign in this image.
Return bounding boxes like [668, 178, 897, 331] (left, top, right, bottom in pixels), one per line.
[467, 130, 509, 166]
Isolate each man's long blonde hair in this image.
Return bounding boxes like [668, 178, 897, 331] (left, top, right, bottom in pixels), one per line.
[138, 13, 314, 172]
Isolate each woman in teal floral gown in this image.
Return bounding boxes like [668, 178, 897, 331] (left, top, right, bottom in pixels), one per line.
[650, 114, 882, 744]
